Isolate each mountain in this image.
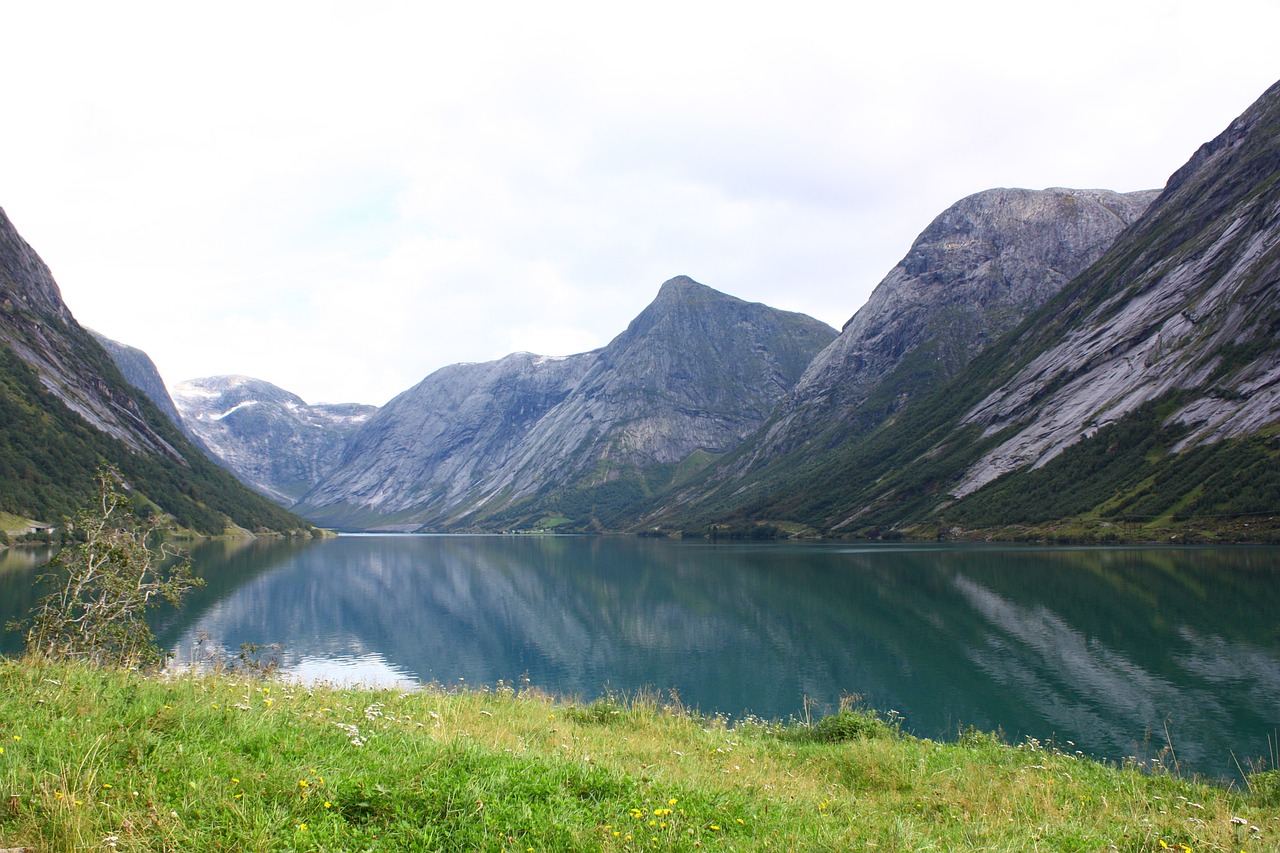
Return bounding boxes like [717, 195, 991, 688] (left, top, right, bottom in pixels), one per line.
[294, 352, 595, 529]
[653, 79, 1280, 541]
[297, 277, 837, 530]
[702, 187, 1158, 482]
[0, 205, 315, 536]
[90, 330, 187, 432]
[172, 376, 377, 505]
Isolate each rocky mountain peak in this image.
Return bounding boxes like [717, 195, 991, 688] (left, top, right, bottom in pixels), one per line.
[174, 375, 309, 413]
[0, 207, 72, 325]
[723, 186, 1159, 471]
[298, 277, 836, 531]
[173, 376, 377, 505]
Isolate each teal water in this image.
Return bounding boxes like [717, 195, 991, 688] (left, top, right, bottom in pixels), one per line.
[4, 536, 1277, 780]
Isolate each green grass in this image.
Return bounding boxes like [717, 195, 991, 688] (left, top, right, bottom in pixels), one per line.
[1, 660, 1276, 851]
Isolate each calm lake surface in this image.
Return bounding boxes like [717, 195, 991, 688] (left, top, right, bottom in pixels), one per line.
[3, 535, 1278, 780]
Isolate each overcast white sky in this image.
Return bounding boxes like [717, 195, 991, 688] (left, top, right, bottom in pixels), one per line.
[0, 2, 1276, 406]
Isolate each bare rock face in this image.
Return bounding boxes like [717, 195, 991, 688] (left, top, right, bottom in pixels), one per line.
[952, 79, 1280, 497]
[296, 352, 595, 527]
[173, 376, 377, 505]
[298, 277, 837, 530]
[90, 330, 186, 431]
[748, 187, 1159, 464]
[480, 278, 838, 499]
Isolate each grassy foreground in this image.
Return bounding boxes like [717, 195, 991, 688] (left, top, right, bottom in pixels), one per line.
[0, 660, 1276, 852]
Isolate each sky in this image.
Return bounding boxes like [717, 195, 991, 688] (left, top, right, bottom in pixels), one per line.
[0, 2, 1277, 406]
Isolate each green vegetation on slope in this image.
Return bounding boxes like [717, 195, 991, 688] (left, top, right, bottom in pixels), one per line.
[0, 346, 313, 536]
[0, 659, 1275, 851]
[940, 397, 1280, 540]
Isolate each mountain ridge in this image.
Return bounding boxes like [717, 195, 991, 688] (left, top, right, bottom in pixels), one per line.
[296, 276, 837, 531]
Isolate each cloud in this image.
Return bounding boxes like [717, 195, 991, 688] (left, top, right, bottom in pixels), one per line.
[0, 1, 1277, 404]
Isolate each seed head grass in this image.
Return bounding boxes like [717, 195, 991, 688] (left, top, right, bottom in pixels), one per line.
[0, 658, 1275, 850]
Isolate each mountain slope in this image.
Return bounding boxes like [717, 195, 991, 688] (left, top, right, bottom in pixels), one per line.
[0, 206, 315, 536]
[707, 187, 1158, 483]
[172, 376, 377, 505]
[90, 330, 187, 432]
[298, 277, 837, 531]
[650, 78, 1280, 540]
[951, 84, 1280, 497]
[295, 352, 595, 529]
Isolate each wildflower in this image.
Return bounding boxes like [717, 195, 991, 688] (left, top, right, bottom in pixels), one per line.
[668, 798, 678, 806]
[298, 780, 309, 788]
[102, 784, 113, 789]
[0, 747, 4, 755]
[231, 778, 239, 784]
[710, 824, 721, 831]
[11, 736, 18, 741]
[298, 823, 308, 831]
[324, 801, 331, 809]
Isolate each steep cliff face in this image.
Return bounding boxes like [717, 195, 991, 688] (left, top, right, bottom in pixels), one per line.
[91, 330, 187, 432]
[298, 277, 837, 530]
[173, 376, 377, 505]
[951, 79, 1280, 498]
[0, 206, 313, 534]
[745, 187, 1158, 464]
[0, 207, 184, 461]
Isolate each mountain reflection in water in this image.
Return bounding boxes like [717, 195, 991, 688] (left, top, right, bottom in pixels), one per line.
[9, 535, 1276, 781]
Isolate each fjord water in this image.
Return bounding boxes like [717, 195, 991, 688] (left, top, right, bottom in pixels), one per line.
[5, 536, 1278, 779]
